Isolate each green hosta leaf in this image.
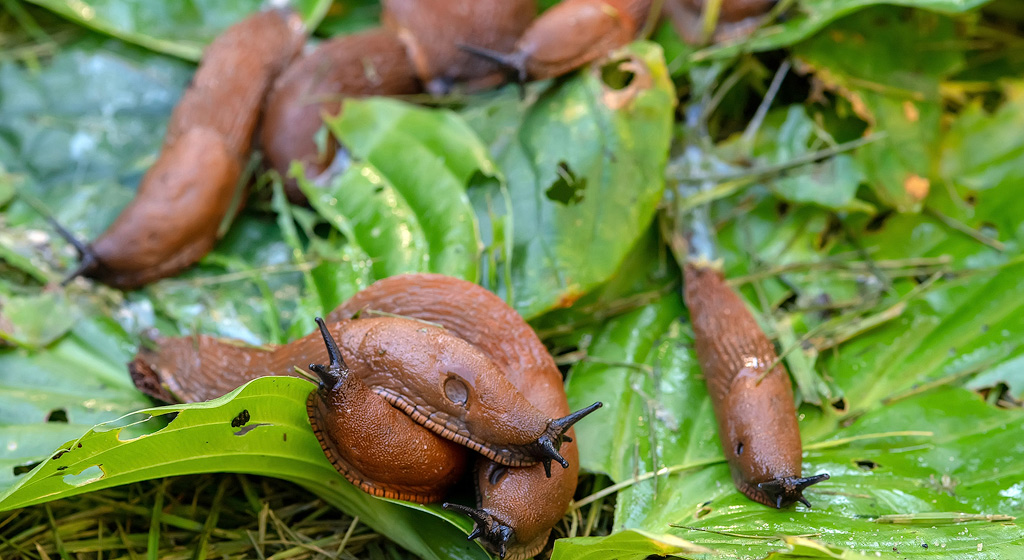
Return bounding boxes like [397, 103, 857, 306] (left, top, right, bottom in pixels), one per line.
[564, 295, 1024, 560]
[793, 7, 964, 211]
[461, 42, 675, 318]
[328, 97, 487, 283]
[0, 376, 488, 560]
[0, 291, 77, 348]
[23, 0, 332, 60]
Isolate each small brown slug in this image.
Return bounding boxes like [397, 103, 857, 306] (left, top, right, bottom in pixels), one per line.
[663, 0, 777, 45]
[682, 260, 828, 508]
[59, 10, 306, 289]
[459, 0, 654, 83]
[306, 317, 468, 503]
[381, 0, 537, 94]
[258, 28, 422, 203]
[330, 273, 596, 560]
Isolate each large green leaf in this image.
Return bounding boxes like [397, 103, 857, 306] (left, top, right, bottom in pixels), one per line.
[461, 41, 675, 318]
[0, 376, 488, 560]
[563, 294, 1024, 559]
[22, 0, 332, 60]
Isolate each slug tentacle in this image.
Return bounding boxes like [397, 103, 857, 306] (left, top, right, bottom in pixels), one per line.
[532, 401, 603, 476]
[308, 317, 347, 389]
[757, 473, 830, 509]
[443, 503, 514, 559]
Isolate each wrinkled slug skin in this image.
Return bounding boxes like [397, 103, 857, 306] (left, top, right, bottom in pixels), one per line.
[259, 29, 421, 201]
[84, 10, 305, 288]
[663, 0, 776, 44]
[683, 262, 806, 507]
[512, 0, 653, 80]
[130, 322, 467, 503]
[330, 273, 580, 560]
[381, 0, 536, 92]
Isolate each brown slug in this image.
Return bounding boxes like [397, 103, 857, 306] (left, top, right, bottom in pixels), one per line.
[682, 260, 828, 508]
[459, 0, 654, 83]
[131, 318, 468, 503]
[258, 28, 422, 203]
[381, 0, 537, 94]
[329, 273, 596, 560]
[662, 0, 777, 45]
[306, 317, 468, 503]
[58, 10, 306, 289]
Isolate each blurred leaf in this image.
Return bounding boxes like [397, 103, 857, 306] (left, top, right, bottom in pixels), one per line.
[793, 7, 965, 211]
[23, 0, 332, 60]
[0, 291, 77, 348]
[687, 0, 993, 67]
[0, 376, 488, 560]
[753, 106, 870, 212]
[461, 42, 675, 318]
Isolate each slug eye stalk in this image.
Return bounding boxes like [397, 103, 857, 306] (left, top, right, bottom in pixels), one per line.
[457, 43, 530, 85]
[533, 401, 603, 477]
[309, 317, 349, 390]
[443, 502, 515, 559]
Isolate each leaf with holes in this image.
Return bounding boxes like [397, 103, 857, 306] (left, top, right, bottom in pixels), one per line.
[0, 376, 489, 560]
[460, 41, 675, 319]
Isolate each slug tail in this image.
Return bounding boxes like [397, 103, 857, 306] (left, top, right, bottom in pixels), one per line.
[309, 317, 348, 390]
[757, 473, 830, 508]
[443, 503, 514, 559]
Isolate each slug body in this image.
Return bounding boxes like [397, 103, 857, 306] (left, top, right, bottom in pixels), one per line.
[381, 0, 537, 93]
[330, 273, 596, 560]
[683, 261, 827, 508]
[77, 10, 305, 289]
[460, 0, 653, 82]
[259, 28, 421, 202]
[130, 320, 467, 503]
[663, 0, 776, 44]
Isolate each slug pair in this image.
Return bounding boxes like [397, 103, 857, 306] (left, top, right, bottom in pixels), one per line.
[130, 274, 600, 559]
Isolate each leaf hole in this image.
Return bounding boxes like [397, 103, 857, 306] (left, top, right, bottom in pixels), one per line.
[855, 459, 881, 470]
[62, 464, 105, 486]
[101, 411, 174, 443]
[545, 162, 586, 205]
[865, 209, 893, 232]
[830, 398, 848, 412]
[599, 58, 636, 90]
[234, 423, 271, 436]
[46, 409, 69, 423]
[13, 461, 41, 476]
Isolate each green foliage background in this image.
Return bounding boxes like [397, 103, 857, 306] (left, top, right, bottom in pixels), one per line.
[2, 0, 1024, 558]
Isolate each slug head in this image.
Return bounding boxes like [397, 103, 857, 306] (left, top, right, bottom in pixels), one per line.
[532, 401, 602, 477]
[443, 503, 514, 559]
[308, 317, 349, 391]
[757, 473, 830, 508]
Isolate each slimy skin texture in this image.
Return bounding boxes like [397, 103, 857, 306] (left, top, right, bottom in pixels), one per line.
[330, 273, 590, 560]
[683, 262, 828, 508]
[382, 0, 537, 94]
[80, 10, 305, 289]
[259, 28, 421, 202]
[460, 0, 653, 82]
[130, 320, 468, 504]
[663, 0, 776, 45]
